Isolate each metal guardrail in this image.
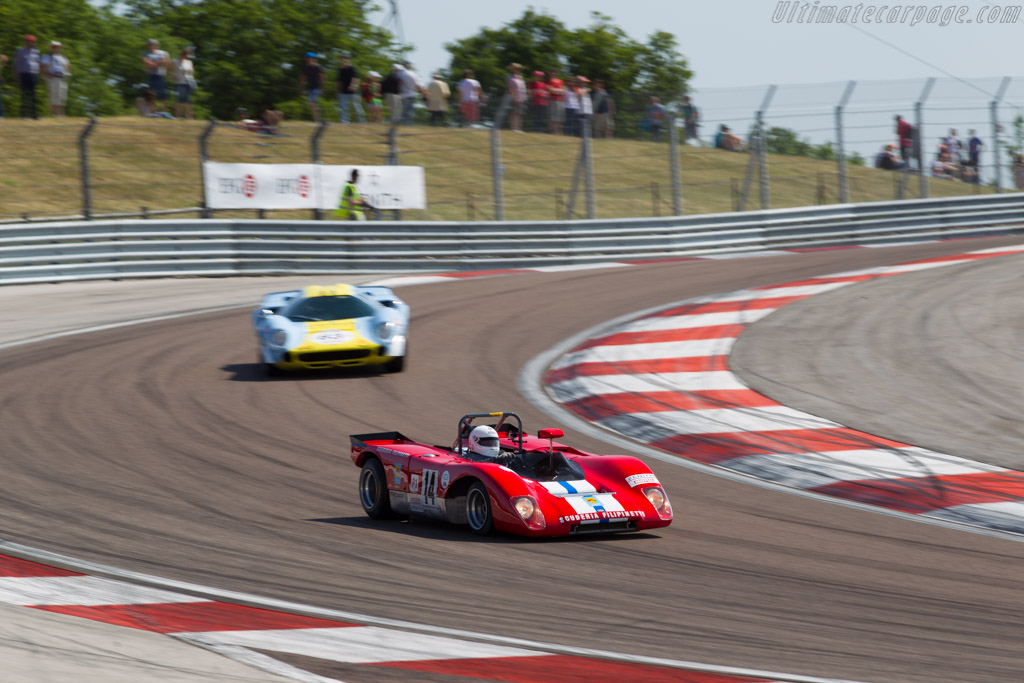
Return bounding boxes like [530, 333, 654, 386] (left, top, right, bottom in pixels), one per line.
[1, 194, 1023, 286]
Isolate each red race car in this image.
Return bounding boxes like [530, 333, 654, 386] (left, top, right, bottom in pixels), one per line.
[350, 412, 672, 537]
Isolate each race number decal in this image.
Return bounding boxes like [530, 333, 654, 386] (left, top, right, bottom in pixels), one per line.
[310, 329, 355, 345]
[422, 470, 439, 507]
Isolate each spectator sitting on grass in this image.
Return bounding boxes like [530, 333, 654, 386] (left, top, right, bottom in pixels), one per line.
[874, 143, 905, 170]
[136, 89, 175, 118]
[931, 146, 960, 180]
[713, 124, 744, 151]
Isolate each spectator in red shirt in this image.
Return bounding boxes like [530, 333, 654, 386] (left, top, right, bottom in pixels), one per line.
[895, 115, 914, 166]
[546, 69, 566, 135]
[528, 70, 548, 133]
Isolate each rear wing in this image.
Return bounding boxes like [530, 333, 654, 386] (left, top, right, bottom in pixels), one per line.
[350, 431, 414, 449]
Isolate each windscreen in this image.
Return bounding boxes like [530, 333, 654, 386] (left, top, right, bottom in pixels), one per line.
[283, 295, 376, 322]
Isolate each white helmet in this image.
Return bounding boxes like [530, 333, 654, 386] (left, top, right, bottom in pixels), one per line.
[468, 425, 500, 458]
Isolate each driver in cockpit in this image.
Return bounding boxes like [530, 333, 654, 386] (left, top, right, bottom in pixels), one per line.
[467, 425, 515, 463]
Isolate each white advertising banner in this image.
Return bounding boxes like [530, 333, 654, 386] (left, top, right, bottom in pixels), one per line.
[203, 162, 426, 211]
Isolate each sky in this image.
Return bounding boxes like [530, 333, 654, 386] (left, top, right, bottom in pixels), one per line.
[378, 0, 1023, 91]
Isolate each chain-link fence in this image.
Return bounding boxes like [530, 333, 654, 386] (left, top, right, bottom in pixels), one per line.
[2, 75, 1021, 224]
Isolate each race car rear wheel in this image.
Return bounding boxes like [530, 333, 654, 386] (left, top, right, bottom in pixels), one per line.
[359, 458, 393, 519]
[466, 482, 494, 536]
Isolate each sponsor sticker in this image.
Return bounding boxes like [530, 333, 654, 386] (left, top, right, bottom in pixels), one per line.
[410, 474, 420, 493]
[394, 464, 402, 484]
[310, 329, 355, 345]
[558, 510, 644, 524]
[626, 473, 659, 488]
[440, 471, 450, 488]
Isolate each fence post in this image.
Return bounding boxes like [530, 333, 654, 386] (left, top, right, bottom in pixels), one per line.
[583, 113, 596, 219]
[199, 119, 217, 219]
[757, 110, 770, 209]
[990, 76, 1011, 193]
[835, 80, 856, 203]
[555, 190, 564, 219]
[915, 77, 935, 198]
[78, 117, 98, 220]
[668, 113, 682, 215]
[738, 85, 775, 211]
[491, 94, 511, 221]
[311, 120, 328, 219]
[651, 183, 660, 216]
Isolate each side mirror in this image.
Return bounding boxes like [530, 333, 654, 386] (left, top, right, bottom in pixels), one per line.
[538, 428, 564, 440]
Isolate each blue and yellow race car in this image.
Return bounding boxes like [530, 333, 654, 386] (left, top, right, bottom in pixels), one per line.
[252, 284, 409, 376]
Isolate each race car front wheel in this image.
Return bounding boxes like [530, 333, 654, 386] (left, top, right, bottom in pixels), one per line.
[466, 482, 494, 536]
[359, 458, 393, 519]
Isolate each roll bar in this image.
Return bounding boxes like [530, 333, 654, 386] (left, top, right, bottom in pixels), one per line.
[456, 411, 524, 455]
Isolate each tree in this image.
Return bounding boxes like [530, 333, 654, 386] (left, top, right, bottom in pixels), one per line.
[445, 10, 692, 109]
[121, 0, 401, 119]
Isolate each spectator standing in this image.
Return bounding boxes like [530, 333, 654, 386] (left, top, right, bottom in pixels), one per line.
[646, 95, 666, 141]
[591, 79, 614, 138]
[506, 63, 526, 132]
[681, 95, 700, 144]
[381, 64, 402, 123]
[426, 72, 450, 126]
[297, 52, 324, 122]
[895, 115, 914, 166]
[171, 47, 196, 120]
[142, 39, 170, 112]
[564, 76, 582, 136]
[966, 130, 983, 175]
[363, 70, 382, 122]
[456, 69, 484, 126]
[42, 41, 70, 117]
[546, 69, 565, 134]
[528, 70, 547, 132]
[577, 76, 593, 137]
[335, 54, 365, 124]
[398, 61, 426, 125]
[0, 53, 7, 119]
[14, 35, 41, 120]
[943, 129, 963, 163]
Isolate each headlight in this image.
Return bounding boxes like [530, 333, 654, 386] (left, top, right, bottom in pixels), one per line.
[643, 486, 672, 520]
[513, 496, 536, 520]
[643, 485, 667, 511]
[377, 320, 396, 341]
[270, 330, 287, 346]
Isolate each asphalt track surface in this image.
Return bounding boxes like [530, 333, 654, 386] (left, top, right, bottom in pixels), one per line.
[3, 238, 1024, 683]
[731, 251, 1024, 471]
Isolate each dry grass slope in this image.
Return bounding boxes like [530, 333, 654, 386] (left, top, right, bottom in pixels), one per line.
[0, 117, 992, 222]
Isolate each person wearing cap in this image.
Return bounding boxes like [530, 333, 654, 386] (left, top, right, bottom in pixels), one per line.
[426, 72, 450, 126]
[14, 35, 41, 119]
[874, 143, 905, 171]
[335, 54, 365, 124]
[506, 63, 526, 132]
[528, 70, 547, 133]
[546, 69, 566, 135]
[143, 39, 170, 112]
[363, 70, 383, 123]
[298, 52, 324, 122]
[42, 41, 71, 117]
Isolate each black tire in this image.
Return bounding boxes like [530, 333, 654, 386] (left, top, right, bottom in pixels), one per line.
[466, 481, 494, 536]
[384, 355, 405, 373]
[263, 362, 284, 377]
[359, 458, 393, 519]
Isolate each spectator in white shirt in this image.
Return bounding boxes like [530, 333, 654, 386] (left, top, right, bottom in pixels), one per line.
[172, 47, 196, 120]
[398, 61, 426, 125]
[43, 41, 70, 117]
[457, 69, 485, 126]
